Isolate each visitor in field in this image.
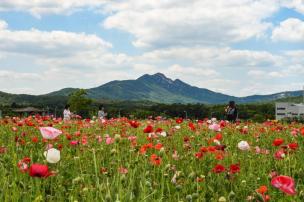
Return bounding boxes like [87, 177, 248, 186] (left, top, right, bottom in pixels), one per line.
[225, 101, 238, 122]
[98, 105, 107, 120]
[63, 104, 72, 121]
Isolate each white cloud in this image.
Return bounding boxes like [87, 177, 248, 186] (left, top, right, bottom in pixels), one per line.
[102, 0, 280, 48]
[272, 18, 304, 42]
[0, 25, 112, 57]
[283, 0, 304, 14]
[0, 70, 40, 80]
[0, 0, 107, 17]
[167, 64, 218, 77]
[0, 20, 7, 30]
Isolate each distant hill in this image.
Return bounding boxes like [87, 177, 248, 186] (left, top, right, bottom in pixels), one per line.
[275, 96, 303, 103]
[47, 73, 301, 104]
[0, 91, 68, 107]
[1, 73, 302, 105]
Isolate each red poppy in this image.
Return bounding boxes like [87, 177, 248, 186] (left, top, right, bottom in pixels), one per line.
[215, 133, 223, 141]
[288, 143, 298, 150]
[31, 136, 39, 143]
[176, 118, 183, 124]
[183, 136, 190, 143]
[212, 164, 225, 173]
[154, 143, 163, 150]
[300, 127, 304, 136]
[257, 185, 268, 194]
[273, 138, 284, 146]
[143, 125, 153, 133]
[188, 122, 196, 131]
[129, 120, 140, 128]
[17, 157, 31, 173]
[271, 175, 296, 195]
[155, 128, 163, 133]
[229, 163, 240, 174]
[140, 143, 153, 154]
[29, 164, 54, 178]
[0, 146, 7, 154]
[195, 152, 203, 159]
[150, 154, 162, 166]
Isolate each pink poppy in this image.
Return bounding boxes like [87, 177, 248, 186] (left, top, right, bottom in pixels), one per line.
[106, 137, 114, 145]
[118, 167, 128, 174]
[209, 123, 221, 132]
[274, 149, 286, 160]
[70, 140, 79, 146]
[271, 175, 296, 195]
[39, 127, 62, 140]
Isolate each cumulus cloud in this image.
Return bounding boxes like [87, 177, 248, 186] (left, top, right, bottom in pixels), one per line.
[283, 0, 304, 14]
[0, 23, 112, 57]
[0, 0, 107, 17]
[0, 70, 41, 80]
[272, 18, 304, 42]
[102, 0, 279, 48]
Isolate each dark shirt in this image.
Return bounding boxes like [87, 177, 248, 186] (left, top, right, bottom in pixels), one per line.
[226, 107, 238, 122]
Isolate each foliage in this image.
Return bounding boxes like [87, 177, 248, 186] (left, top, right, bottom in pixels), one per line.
[67, 89, 93, 118]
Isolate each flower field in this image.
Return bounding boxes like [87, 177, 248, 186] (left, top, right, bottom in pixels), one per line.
[0, 116, 303, 201]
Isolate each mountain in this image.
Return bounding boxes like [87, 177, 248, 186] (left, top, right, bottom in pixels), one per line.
[0, 91, 68, 107]
[45, 73, 302, 104]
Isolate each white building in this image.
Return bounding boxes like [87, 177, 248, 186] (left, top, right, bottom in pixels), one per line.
[275, 102, 304, 120]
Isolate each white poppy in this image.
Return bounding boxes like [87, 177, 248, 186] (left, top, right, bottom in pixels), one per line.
[44, 148, 61, 163]
[237, 141, 250, 151]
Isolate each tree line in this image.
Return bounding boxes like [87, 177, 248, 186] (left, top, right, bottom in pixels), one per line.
[0, 89, 275, 122]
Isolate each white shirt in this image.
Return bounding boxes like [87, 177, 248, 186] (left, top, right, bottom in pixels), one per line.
[63, 109, 71, 120]
[98, 110, 106, 119]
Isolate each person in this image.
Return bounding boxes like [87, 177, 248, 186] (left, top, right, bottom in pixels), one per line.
[225, 101, 238, 122]
[63, 104, 72, 121]
[98, 105, 107, 120]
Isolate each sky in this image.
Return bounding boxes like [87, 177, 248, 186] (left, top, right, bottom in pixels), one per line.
[0, 0, 303, 97]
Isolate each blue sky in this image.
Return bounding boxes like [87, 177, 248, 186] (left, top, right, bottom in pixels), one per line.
[0, 0, 303, 96]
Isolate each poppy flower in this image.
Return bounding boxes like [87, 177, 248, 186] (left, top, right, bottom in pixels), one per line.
[215, 133, 223, 141]
[118, 167, 128, 174]
[256, 185, 268, 194]
[155, 128, 163, 133]
[176, 118, 183, 124]
[39, 127, 62, 140]
[271, 175, 296, 195]
[229, 163, 240, 174]
[188, 122, 196, 131]
[129, 120, 140, 128]
[32, 136, 39, 143]
[154, 143, 163, 150]
[212, 164, 225, 173]
[300, 127, 304, 136]
[29, 164, 54, 178]
[70, 140, 79, 146]
[44, 148, 60, 164]
[143, 125, 153, 133]
[288, 143, 298, 150]
[209, 123, 221, 132]
[237, 141, 250, 151]
[195, 152, 203, 159]
[274, 149, 286, 160]
[17, 157, 31, 173]
[0, 146, 7, 154]
[150, 154, 162, 166]
[273, 138, 284, 146]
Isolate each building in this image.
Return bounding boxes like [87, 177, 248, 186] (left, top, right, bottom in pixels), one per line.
[275, 102, 304, 120]
[13, 107, 45, 117]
